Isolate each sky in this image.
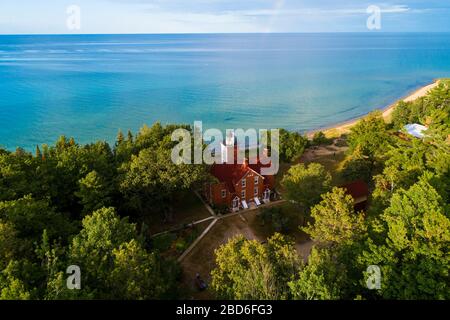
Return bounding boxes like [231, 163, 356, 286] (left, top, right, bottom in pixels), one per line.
[1, 0, 450, 34]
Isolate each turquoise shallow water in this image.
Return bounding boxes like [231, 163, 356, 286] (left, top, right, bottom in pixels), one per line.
[1, 33, 450, 150]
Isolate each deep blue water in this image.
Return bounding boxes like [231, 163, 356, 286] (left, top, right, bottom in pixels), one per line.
[1, 33, 450, 150]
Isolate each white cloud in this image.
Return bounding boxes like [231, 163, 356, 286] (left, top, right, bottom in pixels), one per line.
[226, 5, 411, 17]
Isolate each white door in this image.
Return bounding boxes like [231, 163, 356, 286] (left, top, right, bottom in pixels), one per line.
[263, 189, 271, 202]
[232, 197, 240, 211]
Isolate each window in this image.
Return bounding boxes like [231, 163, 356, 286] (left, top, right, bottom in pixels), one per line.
[254, 176, 259, 185]
[241, 179, 246, 188]
[241, 190, 246, 199]
[254, 187, 259, 196]
[221, 190, 227, 198]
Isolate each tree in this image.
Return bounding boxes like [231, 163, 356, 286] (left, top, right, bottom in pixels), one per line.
[289, 247, 347, 300]
[360, 177, 450, 299]
[46, 207, 178, 299]
[340, 145, 373, 183]
[391, 80, 450, 130]
[116, 130, 125, 147]
[75, 170, 112, 215]
[370, 137, 435, 212]
[109, 239, 174, 300]
[303, 188, 366, 246]
[279, 129, 308, 163]
[211, 234, 301, 300]
[258, 206, 291, 233]
[0, 150, 33, 201]
[281, 163, 331, 217]
[35, 146, 42, 159]
[119, 147, 207, 219]
[0, 221, 22, 269]
[0, 276, 31, 300]
[0, 260, 32, 300]
[67, 207, 137, 296]
[425, 108, 450, 176]
[347, 111, 390, 163]
[311, 131, 330, 146]
[127, 130, 134, 143]
[0, 196, 75, 242]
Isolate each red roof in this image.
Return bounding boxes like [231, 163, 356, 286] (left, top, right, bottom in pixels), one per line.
[211, 158, 271, 193]
[341, 180, 369, 199]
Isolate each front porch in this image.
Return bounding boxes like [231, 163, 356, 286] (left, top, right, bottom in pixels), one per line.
[230, 188, 277, 213]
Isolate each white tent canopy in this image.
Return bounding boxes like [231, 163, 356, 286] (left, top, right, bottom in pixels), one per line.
[404, 124, 428, 139]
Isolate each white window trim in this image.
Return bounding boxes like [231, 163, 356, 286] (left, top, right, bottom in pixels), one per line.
[241, 179, 246, 188]
[241, 190, 246, 199]
[254, 187, 259, 196]
[254, 176, 259, 185]
[221, 190, 227, 198]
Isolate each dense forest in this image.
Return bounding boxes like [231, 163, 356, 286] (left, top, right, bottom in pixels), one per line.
[0, 80, 448, 300]
[0, 123, 210, 299]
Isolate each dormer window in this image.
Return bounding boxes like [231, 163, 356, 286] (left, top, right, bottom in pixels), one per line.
[241, 179, 246, 188]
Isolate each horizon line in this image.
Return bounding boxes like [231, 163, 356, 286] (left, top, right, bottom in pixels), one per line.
[1, 31, 450, 36]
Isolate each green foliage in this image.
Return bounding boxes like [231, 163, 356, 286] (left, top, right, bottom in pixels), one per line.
[0, 121, 215, 300]
[0, 260, 35, 300]
[279, 129, 308, 163]
[303, 187, 366, 246]
[258, 206, 291, 233]
[46, 207, 178, 300]
[0, 196, 76, 242]
[0, 263, 31, 300]
[75, 170, 112, 215]
[67, 207, 138, 294]
[152, 233, 177, 252]
[109, 239, 174, 300]
[289, 82, 450, 301]
[341, 145, 373, 183]
[0, 221, 22, 269]
[281, 163, 332, 214]
[0, 150, 33, 201]
[119, 146, 208, 218]
[311, 131, 331, 146]
[289, 247, 347, 300]
[391, 80, 450, 130]
[347, 111, 390, 163]
[211, 234, 302, 300]
[359, 178, 450, 299]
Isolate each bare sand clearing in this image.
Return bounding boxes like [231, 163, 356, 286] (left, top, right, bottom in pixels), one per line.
[308, 80, 441, 138]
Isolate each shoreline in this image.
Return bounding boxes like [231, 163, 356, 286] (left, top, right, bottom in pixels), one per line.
[307, 79, 441, 138]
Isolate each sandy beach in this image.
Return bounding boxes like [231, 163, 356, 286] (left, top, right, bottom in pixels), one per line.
[309, 79, 441, 138]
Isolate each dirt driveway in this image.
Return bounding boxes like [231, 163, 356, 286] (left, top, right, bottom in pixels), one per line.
[179, 209, 314, 299]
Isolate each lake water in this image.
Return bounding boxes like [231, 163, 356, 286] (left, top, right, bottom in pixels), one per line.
[1, 33, 450, 150]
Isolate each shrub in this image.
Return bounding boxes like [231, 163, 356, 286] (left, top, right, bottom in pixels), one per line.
[311, 131, 331, 146]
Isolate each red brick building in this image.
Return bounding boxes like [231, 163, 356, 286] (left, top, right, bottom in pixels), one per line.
[204, 158, 275, 212]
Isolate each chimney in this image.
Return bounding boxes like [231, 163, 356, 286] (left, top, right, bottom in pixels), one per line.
[242, 158, 249, 169]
